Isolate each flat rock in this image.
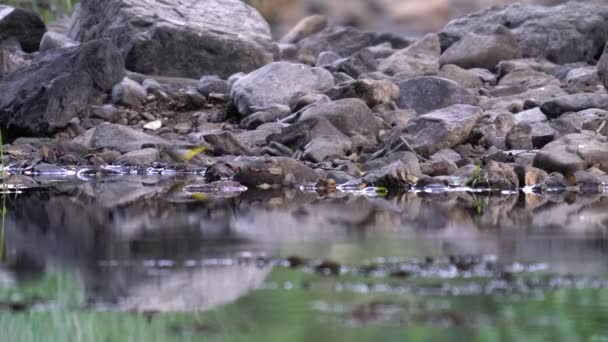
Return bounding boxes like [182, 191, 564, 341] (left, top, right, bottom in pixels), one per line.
[324, 79, 399, 108]
[379, 33, 440, 77]
[231, 62, 334, 116]
[233, 157, 318, 187]
[498, 68, 560, 90]
[0, 5, 46, 52]
[116, 148, 159, 166]
[438, 64, 483, 89]
[68, 0, 274, 78]
[395, 76, 476, 114]
[267, 116, 347, 151]
[533, 133, 608, 174]
[82, 123, 167, 153]
[480, 85, 567, 111]
[540, 94, 608, 119]
[303, 135, 352, 162]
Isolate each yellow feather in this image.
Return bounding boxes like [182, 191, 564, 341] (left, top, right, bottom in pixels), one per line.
[183, 146, 206, 162]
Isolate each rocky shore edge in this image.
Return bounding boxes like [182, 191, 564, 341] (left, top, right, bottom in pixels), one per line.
[2, 1, 608, 195]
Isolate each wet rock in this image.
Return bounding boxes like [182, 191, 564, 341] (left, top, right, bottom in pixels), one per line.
[421, 160, 458, 177]
[0, 39, 124, 137]
[395, 76, 476, 114]
[69, 0, 273, 78]
[280, 15, 328, 45]
[332, 48, 377, 78]
[112, 77, 146, 108]
[196, 76, 230, 96]
[302, 135, 352, 162]
[362, 157, 421, 190]
[203, 132, 254, 156]
[528, 122, 556, 149]
[39, 31, 78, 52]
[439, 25, 520, 70]
[378, 33, 440, 77]
[574, 170, 602, 193]
[116, 148, 159, 166]
[438, 2, 608, 64]
[325, 79, 399, 108]
[549, 113, 583, 138]
[0, 5, 46, 53]
[506, 123, 533, 150]
[430, 149, 462, 163]
[389, 104, 482, 157]
[484, 161, 519, 190]
[203, 162, 238, 182]
[514, 165, 549, 187]
[78, 122, 167, 153]
[533, 133, 608, 175]
[540, 94, 608, 119]
[545, 172, 568, 189]
[233, 157, 318, 187]
[231, 62, 334, 116]
[438, 64, 483, 89]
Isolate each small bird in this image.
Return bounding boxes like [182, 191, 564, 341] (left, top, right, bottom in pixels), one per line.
[143, 143, 214, 166]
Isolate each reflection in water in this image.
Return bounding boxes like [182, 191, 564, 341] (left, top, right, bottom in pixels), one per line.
[2, 176, 608, 315]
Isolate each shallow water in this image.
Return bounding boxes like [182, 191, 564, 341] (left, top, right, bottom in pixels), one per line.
[1, 175, 608, 341]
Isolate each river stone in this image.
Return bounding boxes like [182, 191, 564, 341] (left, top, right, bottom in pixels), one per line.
[0, 39, 124, 137]
[480, 85, 567, 111]
[68, 0, 273, 78]
[39, 31, 78, 52]
[196, 76, 230, 96]
[438, 2, 608, 64]
[324, 79, 399, 108]
[392, 104, 482, 157]
[231, 62, 334, 116]
[533, 133, 608, 175]
[378, 33, 440, 77]
[296, 25, 377, 59]
[506, 123, 533, 150]
[439, 25, 520, 70]
[564, 66, 601, 93]
[438, 64, 483, 89]
[362, 159, 421, 190]
[112, 77, 146, 108]
[267, 116, 346, 151]
[280, 15, 328, 45]
[498, 68, 560, 90]
[0, 5, 46, 53]
[540, 94, 608, 119]
[599, 42, 608, 91]
[116, 148, 159, 166]
[233, 157, 318, 187]
[303, 135, 352, 163]
[395, 76, 476, 114]
[579, 109, 608, 136]
[83, 123, 167, 153]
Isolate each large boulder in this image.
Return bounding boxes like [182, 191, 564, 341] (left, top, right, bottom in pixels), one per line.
[68, 0, 274, 78]
[231, 62, 334, 116]
[438, 2, 608, 64]
[0, 5, 46, 52]
[0, 39, 124, 137]
[533, 133, 608, 175]
[395, 76, 476, 114]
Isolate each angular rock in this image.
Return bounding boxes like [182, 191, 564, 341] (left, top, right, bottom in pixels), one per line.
[69, 0, 274, 78]
[233, 157, 318, 187]
[197, 76, 230, 96]
[267, 116, 346, 151]
[438, 64, 483, 89]
[505, 123, 533, 150]
[579, 109, 608, 136]
[484, 161, 520, 190]
[362, 158, 421, 190]
[533, 133, 608, 174]
[439, 25, 520, 70]
[303, 135, 352, 163]
[240, 105, 291, 129]
[116, 148, 159, 166]
[39, 31, 78, 52]
[528, 122, 556, 148]
[0, 49, 33, 78]
[498, 67, 560, 90]
[79, 123, 167, 153]
[480, 85, 566, 111]
[564, 66, 601, 93]
[0, 39, 124, 137]
[0, 5, 46, 52]
[513, 107, 547, 124]
[332, 48, 377, 78]
[395, 76, 476, 114]
[597, 42, 608, 91]
[297, 25, 392, 59]
[203, 132, 254, 156]
[325, 79, 399, 108]
[540, 94, 608, 119]
[112, 77, 146, 108]
[439, 2, 608, 64]
[379, 33, 440, 77]
[231, 62, 334, 116]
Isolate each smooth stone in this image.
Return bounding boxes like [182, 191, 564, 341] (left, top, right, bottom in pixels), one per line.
[233, 157, 318, 186]
[197, 76, 230, 96]
[540, 94, 608, 119]
[437, 64, 483, 89]
[533, 133, 608, 174]
[112, 77, 146, 108]
[302, 135, 352, 163]
[79, 122, 167, 153]
[279, 15, 328, 45]
[324, 79, 399, 108]
[116, 148, 159, 166]
[395, 76, 476, 114]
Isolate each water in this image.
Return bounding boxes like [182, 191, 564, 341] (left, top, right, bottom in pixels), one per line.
[1, 174, 608, 341]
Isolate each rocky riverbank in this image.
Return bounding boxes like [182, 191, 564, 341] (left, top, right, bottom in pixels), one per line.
[2, 0, 608, 193]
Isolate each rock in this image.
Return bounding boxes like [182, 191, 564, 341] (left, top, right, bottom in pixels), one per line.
[430, 149, 462, 163]
[540, 94, 608, 119]
[528, 122, 556, 148]
[389, 104, 482, 157]
[280, 15, 328, 45]
[574, 170, 602, 193]
[197, 76, 230, 96]
[484, 161, 519, 190]
[173, 121, 193, 135]
[316, 51, 341, 67]
[332, 48, 377, 78]
[203, 162, 238, 182]
[240, 105, 291, 129]
[513, 165, 548, 187]
[267, 116, 347, 152]
[533, 133, 608, 175]
[81, 123, 167, 153]
[68, 0, 273, 78]
[0, 39, 124, 137]
[362, 156, 421, 190]
[203, 132, 254, 156]
[480, 85, 567, 111]
[0, 49, 34, 78]
[599, 43, 608, 91]
[421, 160, 458, 177]
[324, 79, 399, 108]
[498, 67, 560, 90]
[395, 76, 476, 114]
[549, 113, 583, 138]
[514, 107, 547, 124]
[439, 25, 520, 70]
[564, 66, 602, 93]
[497, 58, 558, 78]
[39, 31, 78, 52]
[438, 2, 608, 64]
[233, 157, 318, 187]
[438, 64, 483, 89]
[143, 120, 162, 131]
[116, 148, 159, 166]
[378, 33, 440, 77]
[112, 77, 146, 108]
[0, 5, 46, 53]
[579, 109, 608, 136]
[90, 104, 119, 122]
[302, 135, 352, 162]
[506, 123, 533, 150]
[231, 62, 334, 116]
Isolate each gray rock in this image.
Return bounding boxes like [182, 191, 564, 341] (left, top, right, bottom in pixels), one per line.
[438, 2, 608, 64]
[332, 48, 377, 78]
[430, 149, 462, 163]
[513, 107, 548, 124]
[316, 51, 341, 67]
[203, 132, 254, 156]
[529, 122, 556, 148]
[438, 64, 483, 89]
[480, 85, 567, 111]
[39, 31, 78, 52]
[390, 104, 482, 157]
[533, 133, 608, 174]
[68, 0, 273, 78]
[0, 39, 124, 137]
[0, 49, 33, 78]
[233, 157, 318, 186]
[231, 62, 334, 116]
[498, 67, 560, 90]
[506, 123, 533, 150]
[324, 79, 399, 108]
[540, 94, 608, 119]
[362, 157, 421, 190]
[549, 113, 583, 138]
[116, 148, 159, 166]
[497, 58, 558, 78]
[90, 104, 119, 122]
[112, 77, 146, 108]
[564, 66, 601, 93]
[439, 25, 520, 70]
[303, 135, 352, 162]
[579, 108, 608, 136]
[267, 116, 346, 151]
[280, 15, 328, 45]
[395, 76, 476, 114]
[0, 5, 46, 52]
[240, 105, 291, 129]
[82, 123, 167, 153]
[378, 33, 440, 77]
[197, 76, 230, 96]
[598, 42, 608, 91]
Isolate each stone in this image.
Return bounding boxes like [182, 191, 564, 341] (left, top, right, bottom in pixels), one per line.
[240, 105, 291, 129]
[231, 62, 334, 116]
[69, 0, 274, 78]
[484, 161, 519, 190]
[438, 2, 608, 64]
[421, 160, 458, 177]
[533, 133, 608, 175]
[203, 132, 254, 156]
[39, 31, 78, 52]
[513, 107, 547, 124]
[389, 104, 482, 157]
[316, 51, 341, 67]
[233, 157, 318, 187]
[550, 113, 583, 138]
[112, 77, 146, 108]
[514, 165, 549, 187]
[439, 25, 520, 70]
[302, 135, 352, 162]
[437, 64, 483, 89]
[80, 123, 167, 153]
[267, 116, 345, 151]
[430, 149, 462, 163]
[564, 66, 602, 93]
[324, 79, 399, 108]
[480, 85, 567, 111]
[579, 109, 608, 136]
[116, 148, 159, 166]
[0, 49, 34, 78]
[332, 48, 377, 78]
[297, 25, 386, 59]
[362, 156, 421, 190]
[574, 170, 602, 193]
[143, 119, 162, 131]
[529, 122, 556, 148]
[498, 68, 560, 90]
[197, 76, 230, 96]
[505, 123, 533, 150]
[597, 42, 608, 91]
[0, 39, 124, 137]
[497, 58, 558, 78]
[378, 33, 440, 77]
[540, 94, 608, 119]
[0, 5, 46, 53]
[280, 15, 328, 45]
[395, 76, 476, 114]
